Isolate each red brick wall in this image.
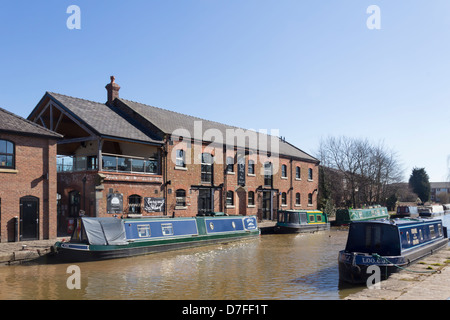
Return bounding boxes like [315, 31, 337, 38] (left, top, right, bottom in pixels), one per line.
[167, 140, 319, 219]
[0, 133, 58, 242]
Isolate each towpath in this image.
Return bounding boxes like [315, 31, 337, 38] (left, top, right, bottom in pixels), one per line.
[345, 247, 450, 300]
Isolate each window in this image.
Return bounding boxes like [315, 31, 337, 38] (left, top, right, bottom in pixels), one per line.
[309, 215, 315, 223]
[281, 192, 287, 206]
[128, 195, 142, 214]
[308, 193, 313, 206]
[137, 225, 151, 238]
[308, 168, 313, 180]
[281, 165, 287, 178]
[201, 153, 213, 183]
[248, 191, 255, 206]
[176, 189, 186, 207]
[317, 215, 322, 222]
[161, 223, 174, 236]
[429, 225, 436, 238]
[176, 149, 185, 167]
[296, 193, 301, 205]
[0, 140, 14, 169]
[226, 156, 234, 173]
[264, 162, 273, 187]
[226, 191, 234, 206]
[248, 160, 255, 175]
[296, 166, 301, 179]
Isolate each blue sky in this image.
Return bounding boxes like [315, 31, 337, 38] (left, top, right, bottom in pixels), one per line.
[0, 0, 449, 182]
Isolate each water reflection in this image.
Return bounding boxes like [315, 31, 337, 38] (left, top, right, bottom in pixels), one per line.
[0, 215, 449, 300]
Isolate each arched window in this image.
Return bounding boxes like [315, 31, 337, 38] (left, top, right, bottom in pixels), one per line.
[176, 189, 186, 207]
[264, 162, 273, 187]
[248, 191, 255, 206]
[281, 192, 287, 205]
[201, 153, 213, 183]
[0, 140, 15, 169]
[296, 166, 301, 179]
[308, 193, 313, 205]
[248, 160, 255, 175]
[281, 165, 287, 178]
[296, 193, 301, 205]
[226, 156, 234, 173]
[176, 149, 185, 167]
[226, 191, 234, 206]
[128, 194, 142, 214]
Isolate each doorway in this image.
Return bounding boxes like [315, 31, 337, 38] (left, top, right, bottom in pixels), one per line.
[262, 191, 272, 220]
[198, 189, 212, 215]
[20, 196, 39, 240]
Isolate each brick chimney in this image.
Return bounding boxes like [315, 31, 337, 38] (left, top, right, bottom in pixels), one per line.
[105, 76, 120, 105]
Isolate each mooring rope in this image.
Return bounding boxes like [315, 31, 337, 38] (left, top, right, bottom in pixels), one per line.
[371, 253, 441, 274]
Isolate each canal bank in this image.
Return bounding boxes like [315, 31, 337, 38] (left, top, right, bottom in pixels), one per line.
[345, 246, 450, 300]
[0, 238, 65, 266]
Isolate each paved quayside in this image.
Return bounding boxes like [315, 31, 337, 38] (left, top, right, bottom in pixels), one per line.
[345, 247, 450, 300]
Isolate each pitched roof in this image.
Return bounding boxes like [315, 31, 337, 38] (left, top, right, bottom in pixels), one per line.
[118, 98, 319, 162]
[0, 107, 62, 139]
[45, 92, 163, 145]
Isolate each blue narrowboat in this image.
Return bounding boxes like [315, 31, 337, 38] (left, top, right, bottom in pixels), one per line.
[338, 218, 448, 284]
[54, 214, 259, 262]
[275, 210, 330, 233]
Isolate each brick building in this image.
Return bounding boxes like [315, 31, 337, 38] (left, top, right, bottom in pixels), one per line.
[0, 107, 62, 242]
[28, 77, 319, 235]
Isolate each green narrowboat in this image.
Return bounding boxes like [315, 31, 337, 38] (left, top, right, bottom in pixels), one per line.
[331, 206, 389, 226]
[275, 210, 330, 233]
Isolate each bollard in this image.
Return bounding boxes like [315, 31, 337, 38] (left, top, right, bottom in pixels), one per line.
[14, 216, 19, 242]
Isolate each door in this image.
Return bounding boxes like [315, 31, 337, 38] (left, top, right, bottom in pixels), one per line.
[20, 196, 39, 240]
[198, 189, 212, 215]
[262, 191, 272, 220]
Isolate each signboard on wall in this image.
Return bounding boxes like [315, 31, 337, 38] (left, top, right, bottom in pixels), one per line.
[237, 156, 246, 186]
[144, 197, 165, 213]
[107, 193, 123, 214]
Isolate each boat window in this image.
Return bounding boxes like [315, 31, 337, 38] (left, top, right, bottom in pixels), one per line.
[438, 224, 443, 236]
[429, 225, 436, 239]
[137, 225, 151, 238]
[419, 229, 423, 241]
[278, 212, 284, 223]
[162, 223, 174, 236]
[317, 215, 322, 222]
[406, 232, 410, 244]
[309, 215, 315, 223]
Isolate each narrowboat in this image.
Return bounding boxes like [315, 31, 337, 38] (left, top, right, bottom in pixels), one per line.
[418, 205, 445, 217]
[54, 214, 259, 262]
[338, 218, 448, 284]
[390, 205, 419, 219]
[331, 206, 389, 226]
[275, 210, 330, 233]
[444, 204, 450, 214]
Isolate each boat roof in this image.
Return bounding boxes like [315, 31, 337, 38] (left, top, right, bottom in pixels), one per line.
[350, 217, 443, 227]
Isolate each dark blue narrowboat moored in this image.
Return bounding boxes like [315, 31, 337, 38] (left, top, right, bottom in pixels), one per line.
[275, 210, 330, 233]
[54, 214, 259, 262]
[338, 218, 448, 284]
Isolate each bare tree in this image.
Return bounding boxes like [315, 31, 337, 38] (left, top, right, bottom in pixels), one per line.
[317, 136, 404, 208]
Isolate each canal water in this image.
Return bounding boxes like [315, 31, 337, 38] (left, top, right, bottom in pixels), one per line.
[1, 215, 449, 300]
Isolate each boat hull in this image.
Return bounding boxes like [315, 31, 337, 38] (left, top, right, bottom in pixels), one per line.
[274, 223, 330, 234]
[55, 230, 260, 262]
[338, 237, 449, 284]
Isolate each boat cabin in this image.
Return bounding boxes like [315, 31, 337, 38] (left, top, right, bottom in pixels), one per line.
[345, 218, 446, 257]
